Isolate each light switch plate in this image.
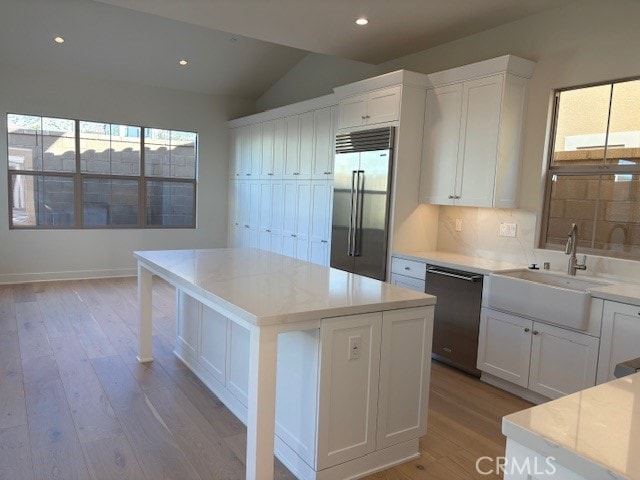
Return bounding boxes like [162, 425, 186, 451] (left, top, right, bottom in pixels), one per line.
[348, 335, 361, 360]
[499, 222, 517, 238]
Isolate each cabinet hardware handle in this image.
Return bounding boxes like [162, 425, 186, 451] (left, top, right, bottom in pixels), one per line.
[293, 172, 300, 175]
[448, 195, 454, 199]
[455, 195, 461, 199]
[244, 225, 249, 228]
[266, 229, 271, 233]
[524, 328, 530, 332]
[234, 222, 238, 226]
[321, 240, 328, 243]
[291, 234, 297, 237]
[533, 330, 539, 335]
[361, 116, 366, 120]
[236, 173, 240, 176]
[246, 173, 251, 176]
[366, 115, 371, 119]
[268, 173, 274, 176]
[404, 266, 411, 270]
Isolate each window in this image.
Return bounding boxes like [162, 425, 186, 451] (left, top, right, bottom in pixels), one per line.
[541, 78, 640, 258]
[7, 114, 197, 228]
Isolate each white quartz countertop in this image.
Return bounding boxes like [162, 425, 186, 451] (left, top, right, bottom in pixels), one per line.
[135, 248, 435, 326]
[589, 283, 640, 307]
[393, 250, 523, 275]
[503, 372, 640, 480]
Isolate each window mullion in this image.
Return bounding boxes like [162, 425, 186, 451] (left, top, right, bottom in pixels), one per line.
[75, 119, 82, 229]
[140, 128, 146, 227]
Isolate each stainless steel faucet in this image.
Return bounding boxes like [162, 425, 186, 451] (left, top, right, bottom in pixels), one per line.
[565, 223, 587, 275]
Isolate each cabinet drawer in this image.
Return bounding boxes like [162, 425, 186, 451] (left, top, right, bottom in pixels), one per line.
[391, 257, 426, 280]
[390, 273, 425, 292]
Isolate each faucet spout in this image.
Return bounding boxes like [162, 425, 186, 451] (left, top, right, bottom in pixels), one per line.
[565, 223, 587, 275]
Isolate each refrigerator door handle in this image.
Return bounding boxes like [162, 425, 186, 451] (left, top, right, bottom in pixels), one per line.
[347, 170, 357, 256]
[354, 170, 365, 256]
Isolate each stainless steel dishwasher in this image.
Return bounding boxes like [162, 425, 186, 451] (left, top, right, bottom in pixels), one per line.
[425, 264, 483, 377]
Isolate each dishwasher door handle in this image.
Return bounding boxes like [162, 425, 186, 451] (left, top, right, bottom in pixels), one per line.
[426, 267, 482, 282]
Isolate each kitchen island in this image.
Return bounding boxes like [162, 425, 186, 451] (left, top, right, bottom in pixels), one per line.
[502, 371, 640, 480]
[134, 248, 435, 480]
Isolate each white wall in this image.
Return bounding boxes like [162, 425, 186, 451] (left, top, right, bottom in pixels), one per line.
[0, 62, 254, 283]
[255, 52, 379, 111]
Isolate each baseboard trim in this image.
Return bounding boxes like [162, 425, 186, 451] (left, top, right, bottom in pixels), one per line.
[480, 373, 550, 405]
[0, 268, 137, 285]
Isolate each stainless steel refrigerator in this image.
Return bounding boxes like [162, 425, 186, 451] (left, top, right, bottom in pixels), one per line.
[330, 127, 395, 280]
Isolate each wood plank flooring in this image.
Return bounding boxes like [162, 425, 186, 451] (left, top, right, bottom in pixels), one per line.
[0, 278, 532, 480]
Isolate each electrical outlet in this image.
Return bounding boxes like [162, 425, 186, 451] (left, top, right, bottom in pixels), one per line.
[455, 218, 463, 232]
[499, 222, 517, 238]
[348, 335, 361, 360]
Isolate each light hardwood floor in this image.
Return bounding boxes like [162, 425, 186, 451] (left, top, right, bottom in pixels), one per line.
[0, 277, 532, 480]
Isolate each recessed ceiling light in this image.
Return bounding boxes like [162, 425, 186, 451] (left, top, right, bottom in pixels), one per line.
[178, 59, 188, 66]
[355, 18, 368, 26]
[54, 36, 65, 44]
[229, 37, 238, 43]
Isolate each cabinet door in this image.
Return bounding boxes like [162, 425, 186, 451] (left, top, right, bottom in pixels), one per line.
[338, 93, 367, 129]
[295, 181, 312, 261]
[260, 120, 274, 178]
[258, 181, 272, 233]
[228, 180, 239, 246]
[227, 322, 250, 407]
[199, 306, 228, 385]
[239, 125, 252, 177]
[390, 273, 425, 292]
[317, 312, 382, 469]
[176, 290, 200, 360]
[309, 240, 329, 266]
[229, 128, 241, 179]
[456, 74, 503, 206]
[477, 308, 532, 387]
[249, 123, 262, 178]
[271, 182, 284, 237]
[309, 180, 332, 265]
[597, 301, 640, 384]
[282, 181, 298, 239]
[298, 111, 314, 178]
[377, 307, 433, 449]
[272, 118, 285, 178]
[419, 84, 462, 205]
[529, 322, 599, 399]
[366, 85, 401, 125]
[236, 180, 250, 231]
[312, 107, 333, 179]
[284, 115, 300, 179]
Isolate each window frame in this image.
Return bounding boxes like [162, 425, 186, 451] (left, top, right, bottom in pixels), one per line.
[7, 114, 197, 230]
[539, 76, 640, 259]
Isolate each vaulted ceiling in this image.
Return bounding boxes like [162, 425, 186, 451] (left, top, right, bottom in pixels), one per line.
[1, 0, 572, 99]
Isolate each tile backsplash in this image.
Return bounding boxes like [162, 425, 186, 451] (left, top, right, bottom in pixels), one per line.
[436, 206, 640, 282]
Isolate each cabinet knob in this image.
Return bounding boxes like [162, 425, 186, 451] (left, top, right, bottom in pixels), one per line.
[244, 225, 249, 228]
[533, 330, 539, 335]
[448, 195, 454, 199]
[404, 266, 411, 270]
[361, 116, 366, 120]
[524, 328, 530, 333]
[455, 195, 461, 199]
[266, 229, 271, 233]
[291, 234, 297, 238]
[365, 115, 371, 119]
[293, 172, 300, 175]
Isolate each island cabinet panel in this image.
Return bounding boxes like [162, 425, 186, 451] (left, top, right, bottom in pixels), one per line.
[227, 321, 250, 407]
[172, 288, 434, 479]
[377, 307, 433, 449]
[199, 305, 228, 385]
[316, 312, 382, 469]
[176, 291, 200, 360]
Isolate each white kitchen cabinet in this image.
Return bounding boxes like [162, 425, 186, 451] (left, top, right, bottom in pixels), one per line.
[272, 118, 286, 178]
[199, 305, 227, 385]
[284, 112, 314, 179]
[249, 123, 262, 178]
[597, 300, 640, 384]
[229, 127, 241, 179]
[174, 291, 434, 478]
[419, 72, 529, 208]
[389, 256, 426, 292]
[478, 307, 599, 399]
[239, 125, 252, 178]
[309, 179, 332, 266]
[528, 322, 599, 399]
[259, 120, 275, 179]
[282, 180, 311, 261]
[338, 85, 401, 129]
[312, 106, 337, 179]
[478, 307, 532, 388]
[377, 307, 433, 449]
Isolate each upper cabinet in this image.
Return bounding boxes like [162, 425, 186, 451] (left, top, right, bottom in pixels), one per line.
[338, 85, 401, 129]
[419, 55, 535, 208]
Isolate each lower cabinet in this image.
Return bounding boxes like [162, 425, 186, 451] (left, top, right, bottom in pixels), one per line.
[477, 308, 599, 399]
[174, 290, 433, 476]
[597, 300, 640, 384]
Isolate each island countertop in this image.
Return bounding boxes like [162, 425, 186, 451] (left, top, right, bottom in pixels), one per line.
[503, 371, 640, 480]
[134, 248, 435, 326]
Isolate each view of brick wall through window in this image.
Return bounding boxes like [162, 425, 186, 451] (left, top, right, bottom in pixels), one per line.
[542, 78, 640, 259]
[7, 114, 197, 228]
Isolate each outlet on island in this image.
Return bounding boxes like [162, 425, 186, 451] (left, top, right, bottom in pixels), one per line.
[348, 335, 362, 360]
[499, 222, 517, 238]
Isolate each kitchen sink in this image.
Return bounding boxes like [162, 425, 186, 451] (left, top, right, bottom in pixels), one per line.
[487, 269, 610, 330]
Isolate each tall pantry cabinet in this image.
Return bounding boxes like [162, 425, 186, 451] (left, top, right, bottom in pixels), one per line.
[228, 95, 338, 266]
